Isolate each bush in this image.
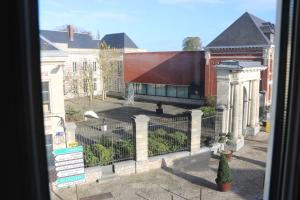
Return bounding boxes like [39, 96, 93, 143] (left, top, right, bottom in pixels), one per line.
[200, 106, 216, 117]
[91, 144, 113, 165]
[215, 154, 232, 184]
[149, 136, 170, 156]
[65, 105, 83, 122]
[83, 147, 99, 166]
[168, 131, 188, 151]
[148, 129, 188, 154]
[113, 140, 134, 160]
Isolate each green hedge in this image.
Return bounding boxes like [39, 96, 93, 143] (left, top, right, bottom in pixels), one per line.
[148, 129, 188, 156]
[200, 106, 216, 117]
[83, 129, 188, 166]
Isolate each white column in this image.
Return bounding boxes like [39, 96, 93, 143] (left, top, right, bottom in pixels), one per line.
[255, 79, 260, 124]
[250, 80, 257, 127]
[232, 83, 240, 140]
[238, 82, 244, 137]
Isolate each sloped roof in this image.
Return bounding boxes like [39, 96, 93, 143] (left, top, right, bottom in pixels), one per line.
[40, 36, 59, 50]
[40, 30, 100, 49]
[100, 33, 138, 49]
[206, 12, 274, 48]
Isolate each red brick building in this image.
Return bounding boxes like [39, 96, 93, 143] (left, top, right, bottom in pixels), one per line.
[123, 12, 274, 105]
[124, 51, 205, 104]
[205, 12, 274, 105]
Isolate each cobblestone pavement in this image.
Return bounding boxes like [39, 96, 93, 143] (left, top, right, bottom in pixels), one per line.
[50, 132, 269, 200]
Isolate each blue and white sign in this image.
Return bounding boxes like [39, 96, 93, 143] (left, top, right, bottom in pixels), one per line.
[53, 146, 85, 188]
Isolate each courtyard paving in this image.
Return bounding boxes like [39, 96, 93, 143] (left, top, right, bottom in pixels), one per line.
[66, 97, 201, 124]
[50, 132, 269, 200]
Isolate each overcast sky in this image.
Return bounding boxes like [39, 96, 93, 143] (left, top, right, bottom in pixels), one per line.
[39, 0, 277, 51]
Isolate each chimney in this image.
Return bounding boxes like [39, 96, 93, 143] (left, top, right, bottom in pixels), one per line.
[67, 25, 74, 41]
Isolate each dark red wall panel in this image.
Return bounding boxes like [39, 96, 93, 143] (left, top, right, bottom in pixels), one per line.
[124, 51, 205, 86]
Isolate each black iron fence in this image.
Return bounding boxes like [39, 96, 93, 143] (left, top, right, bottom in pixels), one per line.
[201, 115, 216, 147]
[148, 115, 189, 157]
[76, 121, 134, 167]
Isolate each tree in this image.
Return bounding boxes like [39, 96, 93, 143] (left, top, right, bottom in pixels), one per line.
[97, 41, 121, 100]
[182, 37, 202, 51]
[64, 58, 96, 101]
[215, 154, 232, 184]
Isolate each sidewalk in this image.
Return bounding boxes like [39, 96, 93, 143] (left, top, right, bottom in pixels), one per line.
[50, 132, 268, 200]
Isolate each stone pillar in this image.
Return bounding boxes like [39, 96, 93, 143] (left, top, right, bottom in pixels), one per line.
[249, 79, 260, 136]
[238, 82, 244, 138]
[231, 83, 244, 151]
[188, 110, 203, 155]
[255, 80, 260, 125]
[132, 115, 150, 173]
[232, 83, 240, 140]
[215, 105, 227, 139]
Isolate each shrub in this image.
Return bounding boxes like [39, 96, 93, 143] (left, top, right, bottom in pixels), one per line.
[91, 144, 113, 165]
[200, 106, 216, 117]
[215, 154, 232, 184]
[168, 132, 188, 151]
[149, 136, 170, 156]
[113, 140, 134, 160]
[83, 147, 99, 166]
[65, 105, 82, 122]
[226, 132, 233, 140]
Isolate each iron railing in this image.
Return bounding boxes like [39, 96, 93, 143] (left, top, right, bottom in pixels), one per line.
[201, 115, 216, 147]
[76, 121, 134, 167]
[148, 115, 189, 157]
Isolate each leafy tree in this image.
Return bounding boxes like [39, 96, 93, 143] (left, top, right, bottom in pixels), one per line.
[182, 37, 202, 51]
[98, 42, 122, 100]
[215, 154, 232, 184]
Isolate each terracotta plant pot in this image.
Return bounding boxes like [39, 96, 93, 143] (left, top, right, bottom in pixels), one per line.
[221, 150, 232, 161]
[217, 182, 232, 192]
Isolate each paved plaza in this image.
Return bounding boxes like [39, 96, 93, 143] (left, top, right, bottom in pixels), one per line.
[50, 132, 268, 200]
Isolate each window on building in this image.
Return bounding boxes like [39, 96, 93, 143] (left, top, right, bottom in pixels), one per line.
[83, 61, 87, 71]
[177, 86, 188, 98]
[93, 62, 97, 71]
[42, 82, 50, 112]
[117, 61, 122, 76]
[72, 80, 78, 94]
[147, 84, 156, 96]
[167, 85, 177, 97]
[72, 62, 77, 72]
[83, 79, 88, 93]
[94, 78, 97, 91]
[156, 84, 166, 96]
[135, 83, 147, 95]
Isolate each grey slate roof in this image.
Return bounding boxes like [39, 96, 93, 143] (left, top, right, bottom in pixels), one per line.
[40, 36, 59, 50]
[100, 33, 138, 49]
[206, 12, 274, 48]
[217, 60, 264, 69]
[40, 30, 100, 49]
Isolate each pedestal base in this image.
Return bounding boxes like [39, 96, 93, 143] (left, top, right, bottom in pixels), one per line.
[246, 125, 260, 136]
[230, 137, 244, 152]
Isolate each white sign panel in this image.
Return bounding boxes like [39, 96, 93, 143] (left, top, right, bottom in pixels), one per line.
[56, 163, 84, 171]
[53, 146, 85, 188]
[57, 168, 85, 178]
[55, 152, 83, 162]
[55, 158, 84, 167]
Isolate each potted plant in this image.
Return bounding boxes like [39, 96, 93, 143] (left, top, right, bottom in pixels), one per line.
[215, 154, 233, 192]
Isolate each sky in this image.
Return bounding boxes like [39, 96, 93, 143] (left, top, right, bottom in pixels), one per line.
[39, 0, 277, 51]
